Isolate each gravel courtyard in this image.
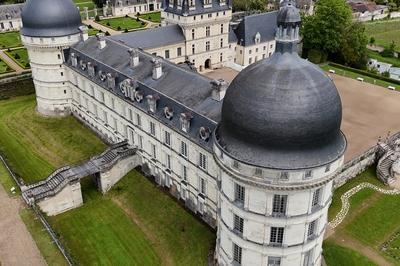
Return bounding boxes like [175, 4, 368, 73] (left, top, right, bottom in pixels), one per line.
[205, 68, 400, 162]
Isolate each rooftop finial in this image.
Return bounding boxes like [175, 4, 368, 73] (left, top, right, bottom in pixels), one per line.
[275, 0, 301, 53]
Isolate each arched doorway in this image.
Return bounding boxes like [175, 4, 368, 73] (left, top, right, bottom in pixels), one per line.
[205, 59, 211, 69]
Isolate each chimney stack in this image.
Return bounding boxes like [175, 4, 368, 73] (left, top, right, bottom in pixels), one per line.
[211, 79, 228, 101]
[128, 48, 140, 67]
[152, 59, 163, 80]
[79, 26, 89, 42]
[96, 33, 106, 49]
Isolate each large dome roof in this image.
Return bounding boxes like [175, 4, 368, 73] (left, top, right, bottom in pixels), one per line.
[21, 0, 82, 37]
[217, 44, 346, 170]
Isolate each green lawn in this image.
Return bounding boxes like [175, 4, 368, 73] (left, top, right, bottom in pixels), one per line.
[49, 179, 161, 265]
[0, 59, 13, 74]
[323, 240, 377, 266]
[110, 171, 216, 265]
[98, 17, 146, 31]
[366, 49, 400, 67]
[320, 64, 399, 90]
[76, 1, 95, 11]
[20, 209, 67, 266]
[5, 48, 30, 69]
[0, 158, 18, 196]
[328, 165, 384, 221]
[88, 27, 101, 36]
[139, 12, 161, 23]
[345, 193, 400, 247]
[0, 31, 22, 49]
[365, 19, 400, 51]
[0, 95, 106, 183]
[383, 231, 400, 262]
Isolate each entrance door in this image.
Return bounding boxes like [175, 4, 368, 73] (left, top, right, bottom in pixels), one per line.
[205, 59, 211, 69]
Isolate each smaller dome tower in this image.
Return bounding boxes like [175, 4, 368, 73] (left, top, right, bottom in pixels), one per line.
[214, 1, 346, 265]
[21, 0, 83, 116]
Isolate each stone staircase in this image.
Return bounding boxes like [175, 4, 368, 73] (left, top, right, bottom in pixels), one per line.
[22, 141, 136, 204]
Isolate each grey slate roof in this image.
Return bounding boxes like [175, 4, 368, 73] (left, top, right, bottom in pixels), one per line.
[0, 3, 23, 21]
[110, 25, 185, 49]
[21, 0, 82, 37]
[164, 0, 231, 16]
[233, 11, 277, 46]
[68, 36, 222, 151]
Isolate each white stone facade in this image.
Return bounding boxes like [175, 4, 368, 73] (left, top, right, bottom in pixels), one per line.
[0, 18, 22, 32]
[111, 0, 162, 17]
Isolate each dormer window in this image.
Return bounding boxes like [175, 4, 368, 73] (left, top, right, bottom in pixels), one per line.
[255, 32, 261, 44]
[164, 106, 174, 120]
[199, 127, 211, 141]
[304, 170, 312, 179]
[120, 78, 137, 99]
[71, 53, 78, 67]
[134, 90, 144, 103]
[99, 70, 107, 82]
[146, 94, 160, 113]
[87, 62, 95, 77]
[255, 168, 262, 177]
[180, 112, 193, 133]
[106, 73, 115, 89]
[79, 60, 87, 71]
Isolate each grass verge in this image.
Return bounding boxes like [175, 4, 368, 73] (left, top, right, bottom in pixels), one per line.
[0, 31, 22, 49]
[138, 12, 161, 23]
[365, 19, 400, 51]
[20, 208, 67, 265]
[98, 17, 146, 31]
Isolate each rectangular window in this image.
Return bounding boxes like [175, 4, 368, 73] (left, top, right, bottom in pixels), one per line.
[192, 44, 195, 54]
[164, 131, 171, 146]
[206, 41, 210, 51]
[308, 220, 317, 239]
[305, 170, 312, 179]
[220, 38, 223, 48]
[180, 141, 188, 158]
[270, 227, 284, 245]
[312, 188, 322, 208]
[206, 26, 210, 37]
[220, 23, 224, 34]
[234, 183, 245, 204]
[151, 143, 156, 158]
[103, 110, 108, 124]
[166, 154, 171, 169]
[255, 168, 262, 176]
[272, 195, 287, 216]
[129, 109, 133, 121]
[192, 29, 195, 39]
[136, 113, 142, 127]
[199, 153, 207, 170]
[111, 97, 115, 109]
[280, 171, 289, 180]
[199, 177, 206, 194]
[268, 257, 281, 266]
[325, 164, 331, 172]
[232, 160, 239, 169]
[139, 135, 143, 149]
[182, 165, 187, 180]
[150, 121, 156, 136]
[177, 47, 182, 57]
[233, 214, 244, 235]
[249, 57, 252, 64]
[233, 244, 242, 264]
[165, 50, 170, 59]
[100, 92, 105, 102]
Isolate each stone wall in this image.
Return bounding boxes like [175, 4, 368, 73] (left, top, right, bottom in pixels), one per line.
[99, 155, 141, 193]
[333, 146, 378, 189]
[37, 181, 83, 216]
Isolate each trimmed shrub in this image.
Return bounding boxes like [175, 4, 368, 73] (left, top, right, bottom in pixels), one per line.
[124, 28, 128, 33]
[14, 53, 20, 59]
[25, 63, 30, 68]
[95, 15, 100, 22]
[88, 24, 93, 29]
[106, 22, 110, 26]
[136, 17, 140, 22]
[141, 22, 146, 26]
[105, 31, 110, 36]
[117, 26, 121, 31]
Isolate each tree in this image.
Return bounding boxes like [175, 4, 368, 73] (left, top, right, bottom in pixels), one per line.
[233, 0, 267, 12]
[369, 36, 375, 46]
[340, 22, 368, 68]
[93, 0, 105, 8]
[302, 0, 352, 55]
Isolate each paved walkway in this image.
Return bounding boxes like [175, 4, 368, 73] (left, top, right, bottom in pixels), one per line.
[83, 20, 120, 35]
[0, 185, 46, 266]
[0, 50, 24, 72]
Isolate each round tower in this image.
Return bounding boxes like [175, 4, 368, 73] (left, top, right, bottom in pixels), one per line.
[214, 2, 347, 265]
[20, 0, 82, 116]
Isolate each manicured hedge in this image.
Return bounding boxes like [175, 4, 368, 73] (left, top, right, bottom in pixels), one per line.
[0, 77, 34, 100]
[328, 62, 400, 86]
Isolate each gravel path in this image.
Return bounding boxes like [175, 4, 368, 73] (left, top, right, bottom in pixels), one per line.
[0, 185, 46, 266]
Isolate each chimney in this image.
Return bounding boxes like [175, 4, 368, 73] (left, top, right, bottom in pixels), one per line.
[211, 79, 228, 101]
[79, 26, 89, 42]
[152, 59, 163, 80]
[96, 33, 106, 49]
[128, 48, 139, 67]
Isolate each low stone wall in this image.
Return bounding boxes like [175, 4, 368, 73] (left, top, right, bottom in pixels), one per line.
[333, 146, 378, 189]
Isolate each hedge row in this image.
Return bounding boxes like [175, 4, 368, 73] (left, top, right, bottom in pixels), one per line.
[328, 62, 400, 86]
[0, 77, 35, 100]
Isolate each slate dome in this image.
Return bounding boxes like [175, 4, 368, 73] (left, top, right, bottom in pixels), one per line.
[21, 0, 82, 37]
[216, 2, 346, 170]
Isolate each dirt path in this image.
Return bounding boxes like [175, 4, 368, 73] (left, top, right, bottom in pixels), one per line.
[111, 197, 174, 266]
[0, 185, 46, 266]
